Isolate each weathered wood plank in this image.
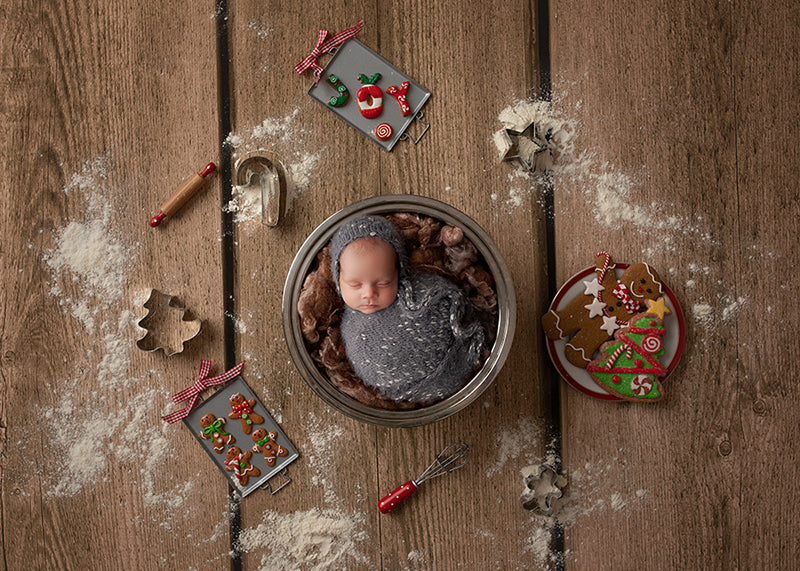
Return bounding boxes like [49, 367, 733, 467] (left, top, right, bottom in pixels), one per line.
[731, 1, 800, 568]
[223, 3, 385, 569]
[548, 0, 799, 568]
[374, 1, 554, 568]
[0, 1, 228, 568]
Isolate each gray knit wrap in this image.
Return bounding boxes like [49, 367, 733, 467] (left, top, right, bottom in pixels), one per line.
[329, 215, 408, 292]
[340, 272, 486, 404]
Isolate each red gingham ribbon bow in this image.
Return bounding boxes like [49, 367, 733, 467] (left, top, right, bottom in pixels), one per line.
[293, 20, 364, 83]
[161, 360, 245, 424]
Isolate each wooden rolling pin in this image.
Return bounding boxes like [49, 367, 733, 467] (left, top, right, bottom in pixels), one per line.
[150, 162, 216, 227]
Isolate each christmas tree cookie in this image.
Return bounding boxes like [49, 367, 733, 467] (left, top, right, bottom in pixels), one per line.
[586, 297, 671, 402]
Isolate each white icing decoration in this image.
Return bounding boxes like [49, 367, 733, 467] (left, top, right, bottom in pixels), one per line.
[565, 342, 591, 362]
[549, 310, 565, 338]
[600, 315, 620, 335]
[583, 278, 605, 297]
[644, 264, 664, 294]
[584, 298, 606, 318]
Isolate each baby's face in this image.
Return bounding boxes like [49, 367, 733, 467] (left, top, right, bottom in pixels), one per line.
[338, 238, 399, 314]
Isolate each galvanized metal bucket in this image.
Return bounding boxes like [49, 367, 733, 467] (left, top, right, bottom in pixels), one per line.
[282, 195, 516, 427]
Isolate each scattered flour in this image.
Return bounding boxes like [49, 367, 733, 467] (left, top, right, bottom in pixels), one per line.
[692, 295, 747, 329]
[486, 416, 542, 477]
[492, 98, 715, 253]
[449, 414, 642, 570]
[37, 158, 204, 529]
[305, 412, 346, 504]
[237, 507, 368, 571]
[224, 106, 324, 226]
[407, 549, 426, 563]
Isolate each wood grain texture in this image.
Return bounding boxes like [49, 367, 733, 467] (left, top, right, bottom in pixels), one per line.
[3, 0, 799, 568]
[731, 0, 800, 568]
[550, 0, 800, 568]
[374, 1, 554, 569]
[224, 2, 385, 569]
[0, 1, 228, 569]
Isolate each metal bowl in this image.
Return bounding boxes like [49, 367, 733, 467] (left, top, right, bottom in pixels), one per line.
[282, 195, 516, 427]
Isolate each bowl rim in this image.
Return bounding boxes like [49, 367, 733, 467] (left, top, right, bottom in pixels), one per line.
[282, 194, 517, 427]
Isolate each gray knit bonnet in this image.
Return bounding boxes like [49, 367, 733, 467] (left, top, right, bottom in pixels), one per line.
[329, 215, 408, 291]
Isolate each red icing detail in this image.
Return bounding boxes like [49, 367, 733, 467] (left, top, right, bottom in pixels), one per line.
[357, 84, 383, 118]
[612, 375, 621, 384]
[635, 358, 643, 367]
[386, 81, 412, 116]
[375, 123, 393, 140]
[650, 320, 656, 326]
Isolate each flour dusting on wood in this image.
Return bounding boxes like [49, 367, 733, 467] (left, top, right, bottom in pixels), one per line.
[224, 106, 324, 225]
[237, 507, 368, 571]
[35, 158, 205, 526]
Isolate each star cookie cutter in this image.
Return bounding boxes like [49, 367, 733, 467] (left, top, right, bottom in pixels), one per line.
[520, 463, 568, 516]
[136, 289, 202, 356]
[495, 120, 551, 172]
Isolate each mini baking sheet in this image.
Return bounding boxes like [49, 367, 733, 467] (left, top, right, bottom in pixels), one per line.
[183, 376, 299, 497]
[308, 38, 431, 151]
[545, 265, 686, 400]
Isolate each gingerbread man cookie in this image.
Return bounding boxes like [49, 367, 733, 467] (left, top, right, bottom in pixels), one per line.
[228, 393, 264, 434]
[542, 252, 664, 368]
[224, 446, 261, 486]
[251, 428, 288, 467]
[198, 414, 235, 454]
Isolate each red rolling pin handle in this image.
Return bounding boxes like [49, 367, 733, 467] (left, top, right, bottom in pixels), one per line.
[149, 162, 217, 227]
[378, 480, 417, 514]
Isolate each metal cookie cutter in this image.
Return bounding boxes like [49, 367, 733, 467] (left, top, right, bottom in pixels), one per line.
[136, 289, 202, 356]
[521, 463, 568, 516]
[496, 120, 552, 173]
[234, 151, 289, 227]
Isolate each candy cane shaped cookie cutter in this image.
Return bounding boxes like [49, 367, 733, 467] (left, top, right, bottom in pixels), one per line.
[234, 152, 290, 227]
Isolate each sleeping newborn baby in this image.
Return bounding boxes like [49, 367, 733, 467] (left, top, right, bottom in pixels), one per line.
[330, 215, 485, 404]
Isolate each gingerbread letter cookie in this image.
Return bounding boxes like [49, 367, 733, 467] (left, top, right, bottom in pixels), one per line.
[228, 393, 264, 434]
[251, 428, 288, 467]
[542, 252, 664, 368]
[586, 297, 671, 402]
[224, 446, 261, 486]
[198, 414, 235, 453]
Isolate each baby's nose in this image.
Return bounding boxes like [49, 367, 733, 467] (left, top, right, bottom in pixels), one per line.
[362, 284, 376, 298]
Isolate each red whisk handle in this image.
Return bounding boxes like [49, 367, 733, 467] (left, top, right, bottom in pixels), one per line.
[379, 480, 417, 514]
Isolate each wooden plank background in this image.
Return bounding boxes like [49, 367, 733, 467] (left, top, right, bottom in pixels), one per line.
[1, 0, 798, 569]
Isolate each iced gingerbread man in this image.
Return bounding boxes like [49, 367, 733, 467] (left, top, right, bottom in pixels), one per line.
[251, 428, 288, 467]
[198, 413, 235, 454]
[228, 393, 264, 435]
[541, 251, 664, 368]
[224, 446, 260, 486]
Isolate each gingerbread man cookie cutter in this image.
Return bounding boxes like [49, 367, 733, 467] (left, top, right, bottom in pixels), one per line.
[520, 463, 568, 516]
[136, 289, 202, 356]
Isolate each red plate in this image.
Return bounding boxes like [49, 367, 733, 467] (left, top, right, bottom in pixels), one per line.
[545, 264, 685, 400]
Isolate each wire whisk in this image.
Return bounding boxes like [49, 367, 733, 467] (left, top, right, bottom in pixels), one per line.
[379, 443, 470, 513]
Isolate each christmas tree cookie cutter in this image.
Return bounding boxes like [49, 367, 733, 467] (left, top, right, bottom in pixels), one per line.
[183, 375, 299, 497]
[545, 264, 686, 400]
[307, 38, 431, 151]
[136, 289, 202, 356]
